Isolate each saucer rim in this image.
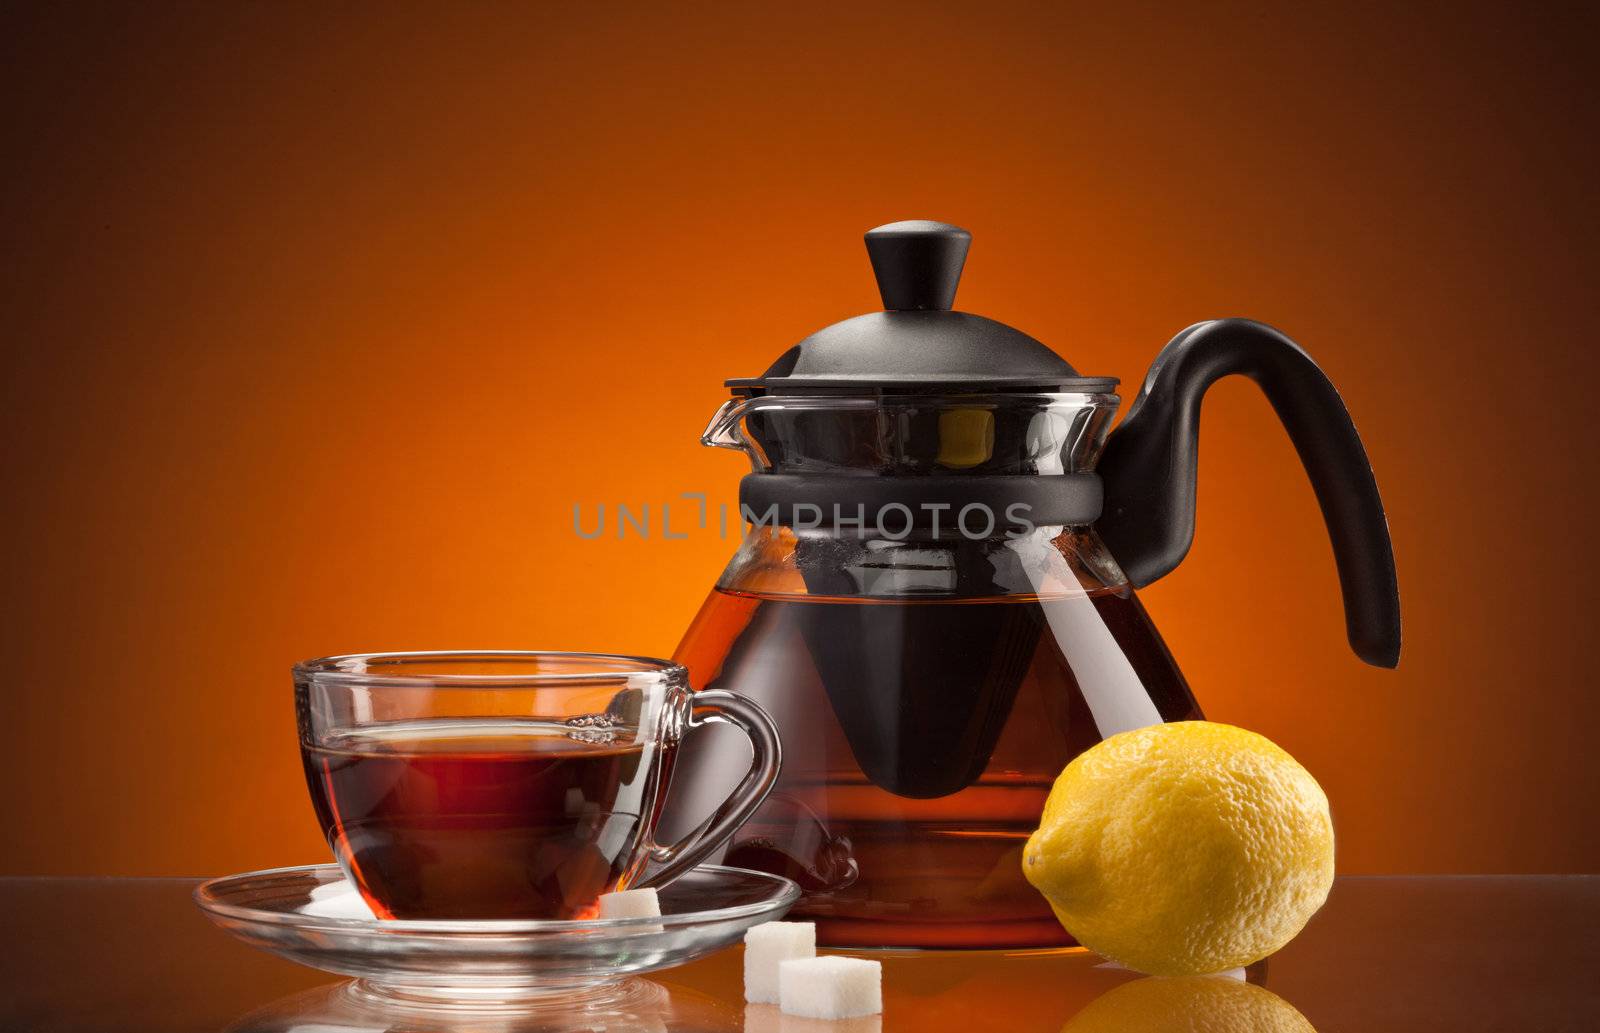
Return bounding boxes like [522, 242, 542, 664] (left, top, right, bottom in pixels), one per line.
[194, 862, 799, 935]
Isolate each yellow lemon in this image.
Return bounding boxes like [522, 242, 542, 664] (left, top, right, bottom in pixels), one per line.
[1062, 975, 1317, 1033]
[1023, 721, 1333, 976]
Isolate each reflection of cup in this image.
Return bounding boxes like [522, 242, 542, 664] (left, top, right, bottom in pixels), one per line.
[295, 651, 781, 920]
[226, 979, 743, 1033]
[1061, 974, 1315, 1033]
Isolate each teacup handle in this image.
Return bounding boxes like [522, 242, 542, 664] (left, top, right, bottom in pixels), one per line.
[637, 690, 782, 889]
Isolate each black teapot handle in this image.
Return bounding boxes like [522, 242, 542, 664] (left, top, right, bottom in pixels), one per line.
[1097, 318, 1401, 667]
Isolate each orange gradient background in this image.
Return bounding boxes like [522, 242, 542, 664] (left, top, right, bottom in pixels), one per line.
[2, 3, 1595, 876]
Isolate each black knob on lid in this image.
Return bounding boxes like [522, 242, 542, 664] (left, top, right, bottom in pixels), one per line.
[724, 220, 1118, 393]
[865, 221, 971, 311]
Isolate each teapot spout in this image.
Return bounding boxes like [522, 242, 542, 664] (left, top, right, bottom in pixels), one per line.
[701, 399, 753, 452]
[1098, 319, 1401, 668]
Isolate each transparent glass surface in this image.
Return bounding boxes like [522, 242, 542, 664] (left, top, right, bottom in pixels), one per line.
[4, 876, 1594, 1030]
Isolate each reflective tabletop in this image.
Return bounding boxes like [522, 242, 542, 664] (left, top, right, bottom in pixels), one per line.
[1, 875, 1593, 1031]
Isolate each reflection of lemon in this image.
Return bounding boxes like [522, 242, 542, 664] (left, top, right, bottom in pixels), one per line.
[1023, 722, 1334, 975]
[1063, 975, 1316, 1033]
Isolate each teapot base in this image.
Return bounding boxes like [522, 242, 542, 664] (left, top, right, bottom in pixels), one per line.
[725, 817, 1078, 950]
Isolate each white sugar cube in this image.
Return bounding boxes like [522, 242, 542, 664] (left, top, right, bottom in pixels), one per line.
[744, 921, 817, 1004]
[302, 881, 377, 920]
[597, 887, 661, 920]
[778, 955, 882, 1019]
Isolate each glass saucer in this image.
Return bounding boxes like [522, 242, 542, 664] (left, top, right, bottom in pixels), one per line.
[195, 863, 798, 1008]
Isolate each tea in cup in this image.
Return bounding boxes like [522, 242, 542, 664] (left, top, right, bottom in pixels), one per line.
[294, 651, 780, 920]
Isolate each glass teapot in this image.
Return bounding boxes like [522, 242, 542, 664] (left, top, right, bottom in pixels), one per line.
[663, 221, 1400, 949]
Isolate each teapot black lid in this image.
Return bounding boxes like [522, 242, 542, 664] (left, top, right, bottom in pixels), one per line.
[727, 221, 1118, 394]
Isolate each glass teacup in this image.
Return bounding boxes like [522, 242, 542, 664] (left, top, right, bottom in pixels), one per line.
[294, 651, 780, 920]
